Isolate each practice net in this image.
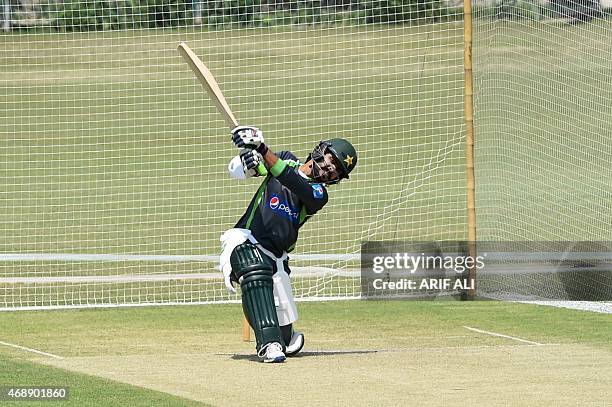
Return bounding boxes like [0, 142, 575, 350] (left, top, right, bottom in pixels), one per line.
[472, 2, 612, 304]
[1, 1, 467, 309]
[1, 1, 610, 309]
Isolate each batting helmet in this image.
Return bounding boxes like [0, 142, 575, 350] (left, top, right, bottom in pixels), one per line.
[308, 138, 357, 183]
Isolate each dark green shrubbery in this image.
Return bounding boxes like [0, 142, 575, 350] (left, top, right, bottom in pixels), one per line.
[361, 0, 448, 24]
[46, 0, 189, 31]
[8, 0, 455, 32]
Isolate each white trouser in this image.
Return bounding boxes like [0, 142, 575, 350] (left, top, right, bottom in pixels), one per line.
[219, 228, 298, 325]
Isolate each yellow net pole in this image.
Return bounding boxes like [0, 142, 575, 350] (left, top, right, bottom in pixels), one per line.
[464, 0, 477, 299]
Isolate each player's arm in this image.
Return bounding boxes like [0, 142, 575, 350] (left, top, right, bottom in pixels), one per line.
[230, 126, 327, 213]
[261, 148, 328, 214]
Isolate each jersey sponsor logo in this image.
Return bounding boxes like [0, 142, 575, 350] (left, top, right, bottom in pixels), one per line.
[312, 184, 324, 199]
[268, 195, 299, 223]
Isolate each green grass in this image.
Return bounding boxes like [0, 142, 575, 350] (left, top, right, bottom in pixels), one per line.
[0, 356, 206, 406]
[0, 301, 610, 405]
[1, 301, 609, 359]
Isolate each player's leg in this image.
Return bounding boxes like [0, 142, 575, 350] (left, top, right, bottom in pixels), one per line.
[274, 261, 304, 356]
[281, 324, 304, 356]
[230, 242, 285, 363]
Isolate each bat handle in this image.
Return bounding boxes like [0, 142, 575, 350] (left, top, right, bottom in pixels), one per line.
[256, 163, 268, 176]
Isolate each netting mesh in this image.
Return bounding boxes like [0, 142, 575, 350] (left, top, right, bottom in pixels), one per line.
[1, 2, 466, 308]
[473, 4, 612, 302]
[2, 1, 609, 309]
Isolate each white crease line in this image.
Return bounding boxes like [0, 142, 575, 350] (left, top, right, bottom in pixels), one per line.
[0, 340, 63, 359]
[463, 326, 545, 346]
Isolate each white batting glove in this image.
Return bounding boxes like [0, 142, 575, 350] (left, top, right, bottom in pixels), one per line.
[231, 126, 264, 149]
[240, 148, 264, 178]
[222, 264, 237, 294]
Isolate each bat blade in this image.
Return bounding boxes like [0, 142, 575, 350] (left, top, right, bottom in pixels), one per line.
[177, 42, 239, 130]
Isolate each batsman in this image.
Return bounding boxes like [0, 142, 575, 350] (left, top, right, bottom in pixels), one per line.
[219, 126, 357, 363]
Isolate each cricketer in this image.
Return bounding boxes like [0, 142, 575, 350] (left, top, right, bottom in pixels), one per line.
[219, 126, 357, 362]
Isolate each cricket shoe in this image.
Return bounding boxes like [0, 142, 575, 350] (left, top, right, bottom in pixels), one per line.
[285, 331, 304, 357]
[258, 342, 286, 363]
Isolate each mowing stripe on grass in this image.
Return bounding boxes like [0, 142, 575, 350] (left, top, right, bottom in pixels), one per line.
[463, 326, 545, 346]
[0, 340, 63, 359]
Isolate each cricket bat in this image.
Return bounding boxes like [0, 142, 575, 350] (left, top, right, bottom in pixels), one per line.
[177, 41, 267, 176]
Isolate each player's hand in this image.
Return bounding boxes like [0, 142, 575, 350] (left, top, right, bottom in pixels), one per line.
[240, 148, 264, 178]
[231, 126, 264, 149]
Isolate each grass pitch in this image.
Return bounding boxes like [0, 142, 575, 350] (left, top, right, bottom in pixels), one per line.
[0, 300, 611, 406]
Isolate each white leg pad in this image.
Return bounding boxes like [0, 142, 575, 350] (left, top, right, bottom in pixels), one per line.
[273, 269, 298, 326]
